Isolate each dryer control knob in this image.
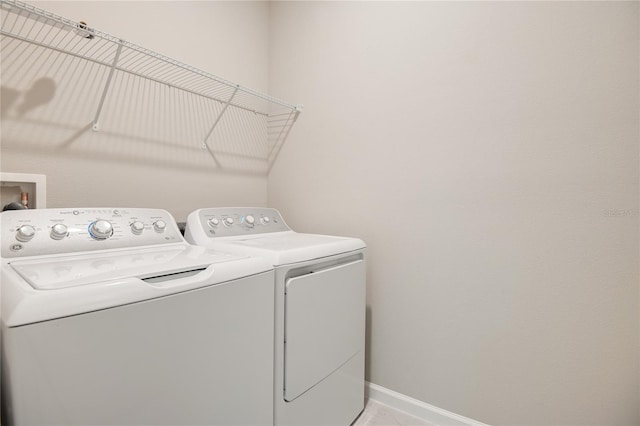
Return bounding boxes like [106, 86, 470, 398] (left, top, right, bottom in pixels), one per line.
[89, 219, 113, 240]
[153, 220, 167, 233]
[260, 216, 270, 225]
[131, 221, 144, 235]
[245, 215, 255, 227]
[50, 223, 68, 240]
[224, 217, 234, 227]
[16, 225, 36, 242]
[208, 217, 219, 228]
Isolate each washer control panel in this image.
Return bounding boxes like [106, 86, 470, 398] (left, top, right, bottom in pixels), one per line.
[2, 208, 183, 258]
[193, 208, 290, 238]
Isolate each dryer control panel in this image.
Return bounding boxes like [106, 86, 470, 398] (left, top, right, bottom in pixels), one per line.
[188, 208, 290, 239]
[1, 208, 183, 258]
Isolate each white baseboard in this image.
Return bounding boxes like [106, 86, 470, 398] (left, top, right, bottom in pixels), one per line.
[366, 382, 490, 426]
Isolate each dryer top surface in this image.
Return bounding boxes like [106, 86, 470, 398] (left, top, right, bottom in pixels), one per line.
[185, 208, 366, 265]
[199, 232, 365, 266]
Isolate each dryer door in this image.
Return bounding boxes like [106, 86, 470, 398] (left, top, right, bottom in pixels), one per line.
[284, 259, 365, 402]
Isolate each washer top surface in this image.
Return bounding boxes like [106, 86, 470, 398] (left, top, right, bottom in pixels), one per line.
[185, 208, 365, 265]
[10, 244, 240, 290]
[1, 208, 273, 327]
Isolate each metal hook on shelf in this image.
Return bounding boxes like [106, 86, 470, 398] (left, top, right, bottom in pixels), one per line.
[76, 21, 94, 40]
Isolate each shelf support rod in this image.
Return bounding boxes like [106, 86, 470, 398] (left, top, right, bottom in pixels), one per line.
[202, 85, 239, 167]
[92, 40, 123, 131]
[267, 108, 300, 174]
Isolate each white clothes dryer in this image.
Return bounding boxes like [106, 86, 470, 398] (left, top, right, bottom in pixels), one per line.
[1, 208, 275, 426]
[185, 207, 366, 426]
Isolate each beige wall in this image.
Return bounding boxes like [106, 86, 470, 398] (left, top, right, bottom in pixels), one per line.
[268, 2, 639, 425]
[1, 1, 270, 221]
[2, 1, 639, 424]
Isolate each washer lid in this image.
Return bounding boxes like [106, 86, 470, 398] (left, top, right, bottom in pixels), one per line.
[2, 244, 274, 327]
[9, 245, 242, 290]
[211, 232, 365, 266]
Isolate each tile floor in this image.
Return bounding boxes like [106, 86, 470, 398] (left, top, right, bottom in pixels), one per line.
[352, 399, 434, 426]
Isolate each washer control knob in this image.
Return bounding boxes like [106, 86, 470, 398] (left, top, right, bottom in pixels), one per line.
[50, 223, 68, 240]
[153, 220, 167, 233]
[245, 215, 255, 227]
[89, 219, 113, 240]
[260, 216, 270, 225]
[131, 221, 144, 235]
[16, 225, 36, 242]
[208, 217, 219, 228]
[224, 217, 234, 227]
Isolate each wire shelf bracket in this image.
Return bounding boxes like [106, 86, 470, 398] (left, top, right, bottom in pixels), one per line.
[202, 85, 240, 167]
[92, 41, 122, 132]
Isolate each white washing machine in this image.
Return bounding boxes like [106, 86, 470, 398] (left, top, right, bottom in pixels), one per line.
[1, 207, 275, 426]
[185, 207, 366, 426]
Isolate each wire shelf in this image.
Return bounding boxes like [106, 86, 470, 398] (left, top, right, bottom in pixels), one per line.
[0, 0, 301, 173]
